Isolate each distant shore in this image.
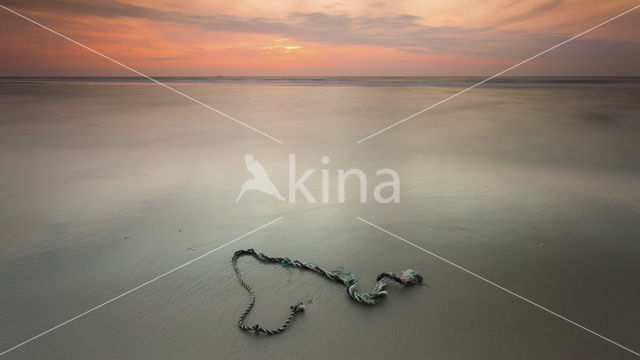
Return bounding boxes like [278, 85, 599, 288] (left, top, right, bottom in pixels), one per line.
[2, 76, 640, 88]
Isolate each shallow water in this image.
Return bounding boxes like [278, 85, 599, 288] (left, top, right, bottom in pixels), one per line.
[0, 79, 639, 359]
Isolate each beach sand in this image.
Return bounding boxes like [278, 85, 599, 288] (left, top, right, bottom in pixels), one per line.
[1, 79, 639, 359]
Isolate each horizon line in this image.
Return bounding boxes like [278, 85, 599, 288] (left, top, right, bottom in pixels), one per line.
[3, 75, 640, 78]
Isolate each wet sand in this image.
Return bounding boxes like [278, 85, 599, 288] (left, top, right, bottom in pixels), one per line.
[1, 79, 639, 359]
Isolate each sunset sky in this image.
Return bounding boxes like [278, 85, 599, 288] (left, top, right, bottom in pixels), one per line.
[1, 0, 639, 76]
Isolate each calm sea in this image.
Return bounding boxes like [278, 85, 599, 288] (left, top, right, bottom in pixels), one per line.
[0, 77, 639, 359]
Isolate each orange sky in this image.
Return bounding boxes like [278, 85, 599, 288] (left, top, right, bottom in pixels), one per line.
[1, 0, 639, 76]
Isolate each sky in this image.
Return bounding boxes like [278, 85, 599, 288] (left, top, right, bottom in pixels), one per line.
[1, 0, 639, 76]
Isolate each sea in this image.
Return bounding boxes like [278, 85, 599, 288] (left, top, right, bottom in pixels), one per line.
[0, 77, 639, 359]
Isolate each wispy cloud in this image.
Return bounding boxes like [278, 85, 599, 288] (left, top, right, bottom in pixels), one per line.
[2, 0, 639, 75]
[0, 0, 561, 56]
[493, 0, 565, 28]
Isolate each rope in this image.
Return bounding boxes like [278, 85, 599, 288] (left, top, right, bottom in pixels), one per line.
[232, 248, 424, 336]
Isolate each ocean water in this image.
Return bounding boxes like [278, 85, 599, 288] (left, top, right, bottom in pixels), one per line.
[0, 78, 639, 359]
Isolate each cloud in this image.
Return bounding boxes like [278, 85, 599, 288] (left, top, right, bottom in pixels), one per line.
[4, 0, 177, 21]
[494, 0, 564, 28]
[143, 56, 189, 61]
[0, 0, 519, 55]
[4, 0, 640, 68]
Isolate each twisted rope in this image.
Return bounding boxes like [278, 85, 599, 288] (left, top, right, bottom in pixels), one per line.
[232, 248, 424, 335]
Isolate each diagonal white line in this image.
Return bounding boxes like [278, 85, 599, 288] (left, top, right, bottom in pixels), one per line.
[357, 216, 640, 357]
[0, 4, 283, 144]
[0, 217, 282, 357]
[357, 3, 640, 143]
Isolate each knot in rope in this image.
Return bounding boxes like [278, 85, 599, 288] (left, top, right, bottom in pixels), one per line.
[330, 266, 360, 284]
